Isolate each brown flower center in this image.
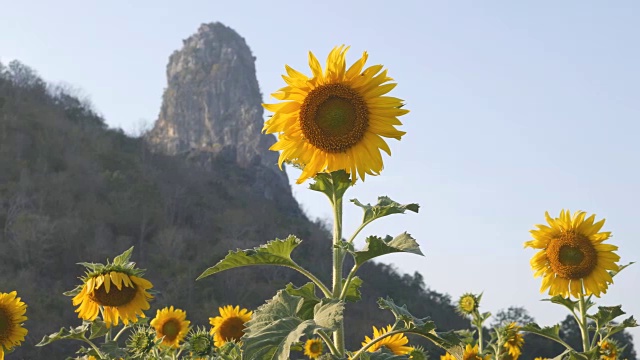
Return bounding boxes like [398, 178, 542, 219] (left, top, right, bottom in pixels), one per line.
[309, 341, 323, 354]
[218, 316, 246, 342]
[546, 230, 598, 279]
[89, 282, 138, 307]
[299, 84, 369, 153]
[161, 319, 181, 342]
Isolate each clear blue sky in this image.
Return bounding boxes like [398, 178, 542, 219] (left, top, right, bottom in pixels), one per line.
[2, 0, 639, 343]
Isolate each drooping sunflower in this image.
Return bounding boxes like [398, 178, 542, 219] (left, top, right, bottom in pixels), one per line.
[463, 343, 489, 360]
[70, 247, 153, 327]
[503, 322, 524, 359]
[457, 293, 480, 316]
[150, 306, 190, 348]
[263, 45, 408, 184]
[599, 340, 618, 360]
[209, 305, 252, 347]
[525, 210, 620, 297]
[361, 325, 412, 355]
[303, 338, 324, 359]
[0, 291, 28, 359]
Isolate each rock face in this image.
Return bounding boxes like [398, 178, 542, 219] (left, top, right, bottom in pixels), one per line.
[147, 23, 290, 193]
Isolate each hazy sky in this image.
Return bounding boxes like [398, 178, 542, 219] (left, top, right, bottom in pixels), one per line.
[2, 0, 639, 343]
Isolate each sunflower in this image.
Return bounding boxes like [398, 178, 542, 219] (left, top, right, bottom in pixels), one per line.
[263, 45, 408, 184]
[503, 322, 524, 359]
[304, 338, 324, 359]
[126, 325, 157, 358]
[463, 343, 489, 360]
[457, 293, 480, 315]
[209, 305, 252, 347]
[186, 327, 215, 358]
[525, 210, 620, 297]
[72, 271, 153, 327]
[0, 291, 28, 359]
[441, 353, 457, 360]
[150, 306, 190, 347]
[599, 340, 618, 360]
[361, 325, 412, 355]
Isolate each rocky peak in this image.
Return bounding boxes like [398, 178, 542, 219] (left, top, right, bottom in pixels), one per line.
[146, 22, 289, 190]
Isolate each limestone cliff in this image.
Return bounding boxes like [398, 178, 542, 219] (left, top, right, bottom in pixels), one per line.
[147, 23, 290, 196]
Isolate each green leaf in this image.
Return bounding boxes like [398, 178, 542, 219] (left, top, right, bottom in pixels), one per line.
[543, 295, 579, 313]
[112, 246, 134, 265]
[610, 262, 634, 278]
[588, 306, 625, 327]
[285, 282, 320, 320]
[357, 348, 410, 359]
[36, 323, 90, 346]
[377, 297, 463, 359]
[344, 276, 363, 302]
[521, 323, 573, 350]
[242, 290, 344, 360]
[197, 236, 302, 280]
[88, 319, 110, 340]
[354, 233, 423, 267]
[309, 170, 352, 201]
[603, 316, 638, 338]
[351, 196, 419, 225]
[100, 340, 127, 359]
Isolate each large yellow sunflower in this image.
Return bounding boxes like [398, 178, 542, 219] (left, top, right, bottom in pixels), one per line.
[263, 45, 408, 184]
[525, 210, 620, 298]
[72, 271, 153, 327]
[150, 306, 190, 348]
[209, 305, 252, 347]
[361, 325, 412, 355]
[503, 322, 524, 359]
[303, 338, 324, 359]
[441, 353, 457, 360]
[0, 291, 28, 360]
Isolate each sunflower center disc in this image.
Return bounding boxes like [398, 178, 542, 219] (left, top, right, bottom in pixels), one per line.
[546, 231, 598, 279]
[89, 283, 138, 307]
[310, 342, 322, 353]
[219, 316, 246, 342]
[0, 308, 9, 336]
[300, 83, 369, 153]
[460, 297, 475, 312]
[162, 319, 181, 341]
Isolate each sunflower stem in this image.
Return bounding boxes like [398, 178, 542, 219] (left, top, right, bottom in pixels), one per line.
[476, 316, 484, 353]
[331, 191, 345, 355]
[113, 324, 129, 342]
[317, 329, 340, 356]
[578, 290, 591, 352]
[81, 336, 104, 359]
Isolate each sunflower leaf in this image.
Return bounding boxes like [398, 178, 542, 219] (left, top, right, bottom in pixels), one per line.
[588, 306, 625, 327]
[610, 262, 634, 278]
[603, 316, 638, 338]
[344, 276, 363, 302]
[36, 323, 90, 346]
[353, 233, 423, 267]
[88, 319, 110, 339]
[197, 236, 302, 280]
[356, 348, 410, 359]
[112, 246, 134, 265]
[543, 295, 578, 312]
[309, 170, 352, 201]
[285, 282, 320, 320]
[351, 196, 419, 226]
[377, 297, 464, 359]
[242, 290, 344, 360]
[521, 323, 572, 350]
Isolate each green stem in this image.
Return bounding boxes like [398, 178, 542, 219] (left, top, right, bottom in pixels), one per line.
[578, 290, 591, 352]
[113, 324, 129, 341]
[317, 329, 340, 356]
[289, 264, 332, 298]
[346, 222, 368, 244]
[81, 336, 104, 359]
[331, 194, 345, 355]
[477, 320, 484, 353]
[339, 264, 360, 300]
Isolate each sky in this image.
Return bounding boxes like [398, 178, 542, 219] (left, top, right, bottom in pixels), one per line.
[2, 0, 639, 345]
